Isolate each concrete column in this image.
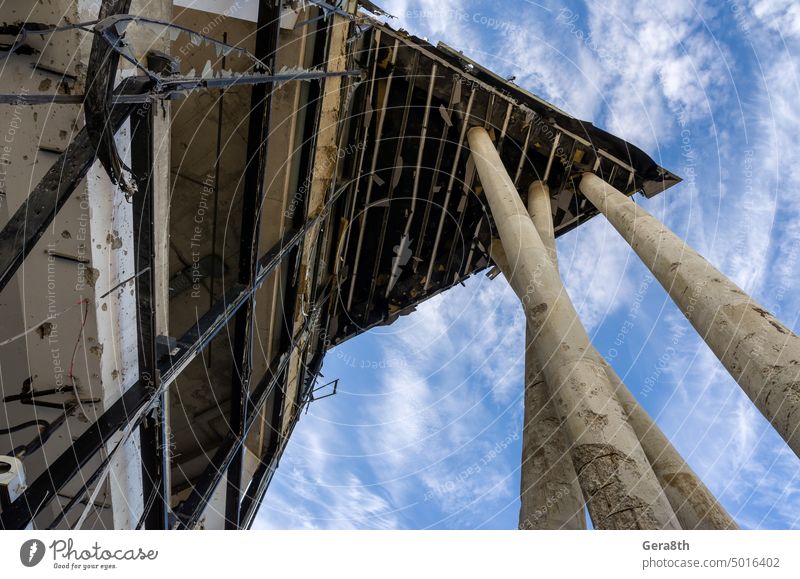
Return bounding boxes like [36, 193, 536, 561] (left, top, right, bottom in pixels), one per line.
[603, 362, 737, 529]
[527, 181, 735, 529]
[490, 242, 586, 530]
[580, 172, 800, 457]
[528, 181, 556, 263]
[469, 127, 680, 529]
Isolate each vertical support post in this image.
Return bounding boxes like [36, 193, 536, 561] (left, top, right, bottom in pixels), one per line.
[492, 241, 586, 529]
[579, 172, 800, 457]
[602, 361, 738, 529]
[131, 103, 169, 529]
[529, 180, 736, 530]
[527, 181, 556, 261]
[491, 182, 585, 530]
[226, 0, 281, 530]
[469, 127, 679, 529]
[520, 181, 585, 529]
[238, 364, 289, 528]
[520, 318, 587, 529]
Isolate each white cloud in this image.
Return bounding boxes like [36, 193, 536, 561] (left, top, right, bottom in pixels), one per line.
[582, 1, 728, 149]
[254, 468, 402, 530]
[748, 0, 800, 39]
[380, 0, 474, 48]
[257, 276, 525, 529]
[557, 216, 636, 332]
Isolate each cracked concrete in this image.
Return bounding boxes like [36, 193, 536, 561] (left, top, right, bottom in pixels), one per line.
[471, 129, 679, 529]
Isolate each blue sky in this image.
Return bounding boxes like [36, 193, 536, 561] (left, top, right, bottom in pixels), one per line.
[254, 0, 800, 529]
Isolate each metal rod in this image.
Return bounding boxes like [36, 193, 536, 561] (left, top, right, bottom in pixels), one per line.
[542, 131, 560, 183]
[207, 31, 227, 368]
[496, 102, 513, 155]
[363, 50, 419, 312]
[461, 216, 484, 277]
[442, 122, 481, 286]
[346, 38, 400, 310]
[154, 70, 360, 96]
[414, 75, 458, 268]
[424, 89, 475, 290]
[332, 28, 380, 324]
[392, 63, 437, 289]
[513, 123, 533, 186]
[0, 94, 85, 105]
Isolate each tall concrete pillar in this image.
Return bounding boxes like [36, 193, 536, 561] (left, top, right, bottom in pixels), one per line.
[469, 127, 680, 529]
[580, 172, 800, 457]
[490, 242, 586, 530]
[603, 361, 738, 529]
[528, 181, 557, 263]
[528, 180, 736, 529]
[521, 326, 588, 529]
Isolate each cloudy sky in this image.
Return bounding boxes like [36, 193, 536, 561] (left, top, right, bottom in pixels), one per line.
[255, 0, 800, 529]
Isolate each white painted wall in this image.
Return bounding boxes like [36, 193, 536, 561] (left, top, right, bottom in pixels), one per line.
[174, 0, 259, 22]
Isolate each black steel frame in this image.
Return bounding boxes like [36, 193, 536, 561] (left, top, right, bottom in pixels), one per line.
[0, 0, 356, 530]
[0, 206, 341, 529]
[225, 0, 282, 531]
[130, 102, 169, 530]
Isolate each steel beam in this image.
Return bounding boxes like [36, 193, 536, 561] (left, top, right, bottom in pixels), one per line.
[173, 353, 291, 529]
[424, 89, 475, 290]
[346, 38, 400, 310]
[130, 103, 169, 529]
[225, 0, 282, 531]
[364, 51, 420, 308]
[237, 10, 338, 527]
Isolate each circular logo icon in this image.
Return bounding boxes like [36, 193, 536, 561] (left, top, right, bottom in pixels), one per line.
[19, 539, 46, 567]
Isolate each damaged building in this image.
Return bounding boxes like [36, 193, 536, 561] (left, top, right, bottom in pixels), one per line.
[1, 0, 798, 530]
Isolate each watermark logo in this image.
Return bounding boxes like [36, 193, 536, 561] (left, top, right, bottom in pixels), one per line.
[20, 539, 46, 567]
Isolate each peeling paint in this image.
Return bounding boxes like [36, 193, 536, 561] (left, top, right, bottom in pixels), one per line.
[85, 267, 100, 288]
